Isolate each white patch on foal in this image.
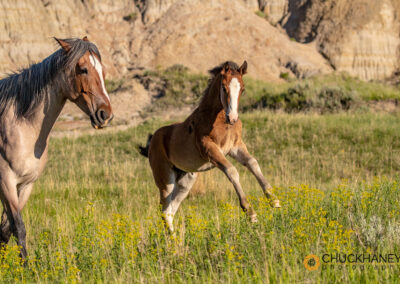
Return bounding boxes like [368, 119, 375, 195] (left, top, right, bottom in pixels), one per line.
[228, 77, 240, 119]
[89, 54, 110, 102]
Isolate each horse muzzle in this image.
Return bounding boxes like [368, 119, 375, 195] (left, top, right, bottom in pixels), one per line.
[226, 113, 238, 125]
[90, 110, 114, 129]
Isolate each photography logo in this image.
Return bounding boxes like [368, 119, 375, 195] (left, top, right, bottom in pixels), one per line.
[304, 254, 320, 271]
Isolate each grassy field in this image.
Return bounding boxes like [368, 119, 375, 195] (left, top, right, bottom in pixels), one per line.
[1, 111, 400, 282]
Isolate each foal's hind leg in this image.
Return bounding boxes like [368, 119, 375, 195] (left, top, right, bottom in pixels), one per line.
[167, 172, 198, 229]
[151, 164, 177, 232]
[230, 142, 280, 208]
[152, 166, 197, 232]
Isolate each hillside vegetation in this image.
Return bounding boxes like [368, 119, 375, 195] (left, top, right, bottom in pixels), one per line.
[137, 66, 400, 117]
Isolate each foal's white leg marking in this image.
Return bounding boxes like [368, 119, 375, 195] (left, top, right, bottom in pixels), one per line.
[163, 173, 198, 232]
[89, 54, 111, 103]
[162, 173, 176, 231]
[224, 165, 257, 221]
[230, 146, 281, 208]
[163, 184, 175, 231]
[227, 78, 240, 120]
[170, 173, 197, 216]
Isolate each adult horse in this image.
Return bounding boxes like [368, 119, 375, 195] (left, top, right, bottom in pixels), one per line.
[0, 37, 113, 259]
[139, 61, 280, 232]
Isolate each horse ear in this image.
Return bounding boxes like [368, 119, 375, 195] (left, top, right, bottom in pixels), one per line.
[239, 61, 247, 75]
[54, 37, 71, 52]
[82, 36, 89, 42]
[221, 62, 230, 75]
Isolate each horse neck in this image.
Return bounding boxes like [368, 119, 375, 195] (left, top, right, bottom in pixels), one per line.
[198, 75, 224, 116]
[30, 75, 67, 145]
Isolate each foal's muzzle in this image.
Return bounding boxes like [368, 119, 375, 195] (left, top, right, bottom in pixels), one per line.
[226, 113, 238, 125]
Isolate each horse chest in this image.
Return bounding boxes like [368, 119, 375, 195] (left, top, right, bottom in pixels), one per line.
[212, 128, 237, 156]
[1, 136, 48, 183]
[220, 137, 235, 155]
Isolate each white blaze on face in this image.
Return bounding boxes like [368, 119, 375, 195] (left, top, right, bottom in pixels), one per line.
[89, 54, 110, 103]
[228, 77, 240, 121]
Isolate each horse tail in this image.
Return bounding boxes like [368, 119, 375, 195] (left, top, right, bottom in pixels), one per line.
[138, 134, 153, 158]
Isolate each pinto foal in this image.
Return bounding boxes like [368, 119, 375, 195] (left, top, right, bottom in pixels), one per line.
[140, 61, 280, 232]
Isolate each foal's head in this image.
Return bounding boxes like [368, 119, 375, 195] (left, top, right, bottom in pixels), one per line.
[55, 37, 113, 129]
[214, 61, 247, 125]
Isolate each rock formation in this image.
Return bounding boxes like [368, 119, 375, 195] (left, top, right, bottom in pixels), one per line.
[264, 0, 400, 80]
[130, 0, 330, 81]
[0, 0, 399, 81]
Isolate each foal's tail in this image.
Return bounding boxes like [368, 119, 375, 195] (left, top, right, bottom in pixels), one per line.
[138, 134, 153, 158]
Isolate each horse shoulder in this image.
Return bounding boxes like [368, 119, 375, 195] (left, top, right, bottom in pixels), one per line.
[0, 118, 47, 182]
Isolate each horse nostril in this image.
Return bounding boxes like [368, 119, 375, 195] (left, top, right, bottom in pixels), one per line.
[96, 109, 107, 124]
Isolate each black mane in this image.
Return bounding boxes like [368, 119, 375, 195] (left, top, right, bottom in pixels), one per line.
[0, 38, 101, 119]
[208, 61, 240, 76]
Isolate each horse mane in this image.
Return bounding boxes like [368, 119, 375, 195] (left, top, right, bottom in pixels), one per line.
[0, 38, 101, 119]
[199, 61, 240, 109]
[208, 61, 240, 77]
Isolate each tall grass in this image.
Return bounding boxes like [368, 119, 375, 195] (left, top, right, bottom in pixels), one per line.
[1, 111, 400, 282]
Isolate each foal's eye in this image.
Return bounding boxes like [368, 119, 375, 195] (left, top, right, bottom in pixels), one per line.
[79, 68, 88, 75]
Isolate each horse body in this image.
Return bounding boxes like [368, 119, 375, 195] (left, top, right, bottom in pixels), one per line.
[0, 37, 113, 259]
[142, 61, 280, 232]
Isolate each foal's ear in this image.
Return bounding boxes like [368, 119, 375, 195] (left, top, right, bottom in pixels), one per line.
[54, 37, 71, 52]
[239, 61, 247, 75]
[221, 62, 230, 75]
[82, 36, 89, 42]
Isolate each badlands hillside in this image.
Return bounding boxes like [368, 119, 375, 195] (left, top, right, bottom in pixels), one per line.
[0, 0, 399, 131]
[1, 0, 399, 80]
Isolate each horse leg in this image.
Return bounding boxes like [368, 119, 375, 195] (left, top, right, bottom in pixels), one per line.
[169, 172, 197, 223]
[230, 142, 280, 208]
[151, 163, 177, 232]
[204, 141, 257, 222]
[0, 177, 27, 259]
[17, 183, 33, 212]
[0, 209, 11, 246]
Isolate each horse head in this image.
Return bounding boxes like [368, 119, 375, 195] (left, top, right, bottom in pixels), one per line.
[55, 36, 113, 129]
[219, 61, 247, 125]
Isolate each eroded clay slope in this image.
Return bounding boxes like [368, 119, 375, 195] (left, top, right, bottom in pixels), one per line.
[131, 0, 331, 81]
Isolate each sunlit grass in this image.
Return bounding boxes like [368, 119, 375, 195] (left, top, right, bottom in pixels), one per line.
[1, 111, 400, 282]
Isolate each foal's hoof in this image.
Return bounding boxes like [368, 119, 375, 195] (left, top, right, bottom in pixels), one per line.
[250, 214, 258, 223]
[271, 200, 281, 208]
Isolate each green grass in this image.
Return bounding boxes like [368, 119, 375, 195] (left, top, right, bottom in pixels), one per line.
[241, 73, 400, 112]
[105, 78, 125, 94]
[142, 65, 208, 113]
[1, 111, 400, 282]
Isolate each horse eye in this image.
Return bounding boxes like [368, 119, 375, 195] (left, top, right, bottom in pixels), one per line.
[79, 68, 88, 75]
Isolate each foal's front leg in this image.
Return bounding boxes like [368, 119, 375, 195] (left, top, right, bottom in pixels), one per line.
[203, 140, 257, 222]
[230, 142, 281, 208]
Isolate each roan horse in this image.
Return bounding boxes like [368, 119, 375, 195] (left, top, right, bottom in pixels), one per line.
[139, 61, 280, 232]
[0, 37, 113, 259]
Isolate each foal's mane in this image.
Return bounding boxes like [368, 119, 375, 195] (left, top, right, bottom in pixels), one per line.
[199, 61, 240, 107]
[0, 38, 101, 119]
